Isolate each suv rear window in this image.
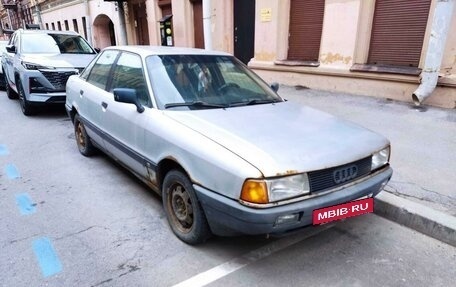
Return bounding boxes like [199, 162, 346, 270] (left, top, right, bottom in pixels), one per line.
[21, 33, 95, 54]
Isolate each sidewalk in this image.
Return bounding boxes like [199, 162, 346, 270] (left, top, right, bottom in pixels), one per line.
[278, 85, 456, 247]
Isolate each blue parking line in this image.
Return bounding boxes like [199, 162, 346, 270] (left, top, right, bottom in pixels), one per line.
[15, 193, 36, 215]
[5, 164, 20, 179]
[32, 237, 63, 277]
[0, 144, 8, 156]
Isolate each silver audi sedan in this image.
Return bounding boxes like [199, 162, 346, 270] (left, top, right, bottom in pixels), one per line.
[65, 46, 392, 244]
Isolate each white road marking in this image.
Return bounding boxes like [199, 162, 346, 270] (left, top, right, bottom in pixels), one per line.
[172, 225, 333, 287]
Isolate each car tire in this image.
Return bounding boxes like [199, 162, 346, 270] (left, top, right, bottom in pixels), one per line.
[74, 114, 96, 156]
[162, 170, 212, 244]
[5, 73, 18, 100]
[17, 78, 35, 116]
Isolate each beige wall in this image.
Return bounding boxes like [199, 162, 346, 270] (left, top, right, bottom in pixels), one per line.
[319, 0, 360, 69]
[34, 0, 456, 108]
[39, 0, 120, 49]
[250, 0, 456, 108]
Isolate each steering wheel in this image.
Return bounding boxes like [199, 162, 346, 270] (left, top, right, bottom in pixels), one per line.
[218, 82, 240, 93]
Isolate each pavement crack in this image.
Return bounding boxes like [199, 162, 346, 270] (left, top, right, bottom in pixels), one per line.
[7, 233, 41, 246]
[386, 182, 455, 208]
[90, 278, 113, 287]
[118, 264, 141, 278]
[54, 225, 111, 241]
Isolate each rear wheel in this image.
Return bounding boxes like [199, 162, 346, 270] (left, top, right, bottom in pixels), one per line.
[162, 170, 211, 244]
[74, 114, 96, 156]
[5, 73, 18, 100]
[17, 78, 35, 116]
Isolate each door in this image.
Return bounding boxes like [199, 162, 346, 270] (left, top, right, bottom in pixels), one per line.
[102, 52, 152, 177]
[192, 0, 204, 48]
[82, 50, 120, 148]
[233, 0, 255, 64]
[133, 2, 150, 45]
[4, 33, 17, 87]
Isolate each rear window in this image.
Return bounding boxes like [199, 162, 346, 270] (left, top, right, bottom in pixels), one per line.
[21, 33, 95, 54]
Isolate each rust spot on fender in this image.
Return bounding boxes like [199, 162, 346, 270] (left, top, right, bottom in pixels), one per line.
[275, 170, 299, 176]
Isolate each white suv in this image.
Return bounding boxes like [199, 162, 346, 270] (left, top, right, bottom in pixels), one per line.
[2, 29, 97, 115]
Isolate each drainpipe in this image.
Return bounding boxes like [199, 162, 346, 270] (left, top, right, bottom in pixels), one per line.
[84, 0, 93, 45]
[117, 0, 128, 45]
[202, 0, 212, 50]
[34, 2, 43, 29]
[412, 0, 454, 106]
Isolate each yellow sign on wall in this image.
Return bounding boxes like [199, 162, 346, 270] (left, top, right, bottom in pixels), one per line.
[261, 8, 272, 22]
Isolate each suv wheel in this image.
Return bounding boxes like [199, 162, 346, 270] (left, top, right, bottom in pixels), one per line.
[17, 78, 35, 116]
[5, 73, 18, 100]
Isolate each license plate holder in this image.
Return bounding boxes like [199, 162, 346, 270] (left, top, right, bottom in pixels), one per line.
[312, 197, 374, 225]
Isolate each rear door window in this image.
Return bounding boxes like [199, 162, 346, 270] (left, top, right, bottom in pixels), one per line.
[86, 50, 119, 90]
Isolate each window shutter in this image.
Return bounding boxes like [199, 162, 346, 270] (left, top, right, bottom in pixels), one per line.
[287, 0, 325, 62]
[368, 0, 432, 67]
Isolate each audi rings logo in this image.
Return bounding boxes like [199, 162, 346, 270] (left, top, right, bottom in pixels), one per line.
[333, 165, 358, 184]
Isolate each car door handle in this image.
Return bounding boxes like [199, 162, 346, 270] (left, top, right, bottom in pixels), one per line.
[101, 102, 108, 109]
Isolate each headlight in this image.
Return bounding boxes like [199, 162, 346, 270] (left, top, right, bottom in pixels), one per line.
[241, 173, 310, 204]
[371, 146, 390, 171]
[21, 61, 54, 70]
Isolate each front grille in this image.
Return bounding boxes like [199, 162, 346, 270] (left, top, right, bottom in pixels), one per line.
[41, 70, 77, 91]
[308, 157, 372, 193]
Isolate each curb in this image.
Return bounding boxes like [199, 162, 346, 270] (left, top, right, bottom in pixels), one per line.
[374, 192, 456, 247]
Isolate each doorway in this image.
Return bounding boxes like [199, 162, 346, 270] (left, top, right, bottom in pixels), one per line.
[133, 2, 150, 45]
[233, 0, 255, 64]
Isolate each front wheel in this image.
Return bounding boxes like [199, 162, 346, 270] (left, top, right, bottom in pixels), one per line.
[17, 78, 35, 116]
[5, 73, 18, 99]
[162, 170, 211, 244]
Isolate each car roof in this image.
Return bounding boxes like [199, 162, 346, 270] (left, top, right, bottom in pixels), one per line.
[18, 29, 79, 36]
[104, 45, 232, 57]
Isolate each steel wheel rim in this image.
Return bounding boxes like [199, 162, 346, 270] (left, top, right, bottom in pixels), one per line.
[169, 183, 193, 233]
[76, 122, 86, 150]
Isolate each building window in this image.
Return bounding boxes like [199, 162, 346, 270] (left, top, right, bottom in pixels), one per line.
[82, 17, 87, 39]
[45, 23, 49, 30]
[64, 20, 69, 31]
[368, 0, 432, 67]
[73, 19, 79, 33]
[287, 0, 325, 63]
[57, 21, 62, 31]
[51, 23, 55, 30]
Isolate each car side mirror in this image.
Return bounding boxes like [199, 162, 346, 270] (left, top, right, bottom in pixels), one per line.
[113, 88, 145, 113]
[6, 45, 16, 53]
[270, 82, 279, 92]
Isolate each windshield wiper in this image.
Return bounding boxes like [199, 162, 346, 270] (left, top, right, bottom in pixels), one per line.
[228, 99, 281, 107]
[164, 101, 227, 109]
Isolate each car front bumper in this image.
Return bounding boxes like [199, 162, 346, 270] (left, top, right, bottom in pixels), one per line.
[194, 166, 392, 236]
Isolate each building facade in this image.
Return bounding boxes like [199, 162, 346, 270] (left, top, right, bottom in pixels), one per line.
[0, 0, 454, 108]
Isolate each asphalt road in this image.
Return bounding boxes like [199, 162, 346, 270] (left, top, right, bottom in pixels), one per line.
[1, 91, 455, 287]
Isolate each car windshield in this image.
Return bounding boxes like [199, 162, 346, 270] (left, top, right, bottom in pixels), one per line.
[21, 33, 95, 54]
[146, 54, 282, 110]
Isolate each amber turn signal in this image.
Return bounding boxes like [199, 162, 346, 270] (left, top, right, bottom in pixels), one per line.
[240, 180, 269, 204]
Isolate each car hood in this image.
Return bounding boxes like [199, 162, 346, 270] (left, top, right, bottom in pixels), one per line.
[21, 53, 96, 69]
[165, 101, 390, 177]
